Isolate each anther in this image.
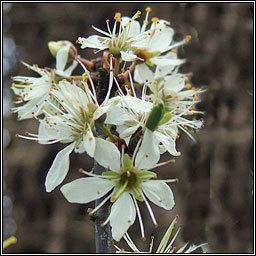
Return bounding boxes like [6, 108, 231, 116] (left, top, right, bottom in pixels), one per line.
[114, 12, 121, 22]
[146, 7, 151, 12]
[175, 214, 179, 218]
[142, 236, 146, 241]
[151, 17, 159, 22]
[185, 35, 192, 43]
[171, 49, 178, 54]
[25, 131, 29, 135]
[15, 134, 19, 138]
[78, 168, 84, 173]
[154, 223, 159, 228]
[175, 178, 179, 183]
[186, 83, 192, 89]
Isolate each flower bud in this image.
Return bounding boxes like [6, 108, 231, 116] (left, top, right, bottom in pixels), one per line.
[146, 102, 165, 131]
[48, 40, 77, 58]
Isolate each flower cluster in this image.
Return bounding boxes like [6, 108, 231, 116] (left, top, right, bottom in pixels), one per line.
[114, 216, 208, 253]
[12, 8, 204, 243]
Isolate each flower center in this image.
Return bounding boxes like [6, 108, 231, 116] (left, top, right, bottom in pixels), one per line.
[119, 168, 139, 190]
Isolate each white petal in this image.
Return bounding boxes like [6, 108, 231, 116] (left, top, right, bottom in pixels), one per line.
[83, 128, 96, 157]
[104, 104, 131, 125]
[151, 57, 186, 66]
[121, 17, 141, 37]
[121, 95, 152, 113]
[119, 124, 140, 138]
[148, 28, 174, 52]
[154, 131, 180, 156]
[63, 60, 78, 76]
[164, 75, 185, 92]
[80, 35, 109, 50]
[45, 142, 75, 192]
[60, 177, 114, 203]
[110, 193, 136, 241]
[134, 63, 154, 84]
[120, 51, 139, 62]
[94, 138, 121, 171]
[141, 180, 175, 210]
[135, 129, 160, 170]
[56, 44, 70, 71]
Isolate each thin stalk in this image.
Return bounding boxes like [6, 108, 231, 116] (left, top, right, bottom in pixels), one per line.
[94, 160, 112, 253]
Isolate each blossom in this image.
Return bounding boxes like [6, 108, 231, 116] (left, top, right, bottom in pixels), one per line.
[11, 43, 78, 120]
[105, 92, 181, 159]
[134, 59, 204, 142]
[77, 8, 187, 64]
[60, 138, 176, 241]
[17, 61, 117, 192]
[114, 216, 208, 253]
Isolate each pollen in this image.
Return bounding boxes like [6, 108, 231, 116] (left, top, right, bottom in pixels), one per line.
[186, 83, 192, 89]
[185, 35, 192, 43]
[151, 17, 159, 22]
[114, 12, 121, 22]
[89, 136, 93, 141]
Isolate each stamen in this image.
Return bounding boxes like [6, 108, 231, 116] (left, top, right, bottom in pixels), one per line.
[123, 233, 140, 252]
[141, 193, 158, 227]
[76, 58, 98, 106]
[102, 57, 114, 105]
[128, 70, 137, 97]
[149, 236, 154, 253]
[154, 159, 176, 168]
[132, 195, 145, 240]
[89, 193, 112, 216]
[185, 35, 192, 43]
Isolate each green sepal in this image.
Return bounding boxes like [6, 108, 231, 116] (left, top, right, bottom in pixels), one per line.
[124, 120, 138, 126]
[123, 154, 132, 170]
[158, 112, 172, 126]
[139, 170, 157, 181]
[146, 102, 165, 131]
[132, 188, 144, 202]
[102, 171, 119, 178]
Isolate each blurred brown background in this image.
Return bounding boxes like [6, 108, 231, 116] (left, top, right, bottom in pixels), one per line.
[3, 2, 253, 253]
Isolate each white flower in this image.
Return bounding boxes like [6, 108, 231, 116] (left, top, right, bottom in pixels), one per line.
[134, 61, 205, 142]
[77, 11, 144, 62]
[60, 138, 176, 241]
[105, 93, 181, 158]
[11, 45, 78, 120]
[114, 215, 208, 253]
[17, 64, 117, 192]
[77, 8, 185, 64]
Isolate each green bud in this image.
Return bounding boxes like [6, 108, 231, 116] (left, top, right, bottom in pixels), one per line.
[48, 41, 68, 57]
[146, 102, 165, 131]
